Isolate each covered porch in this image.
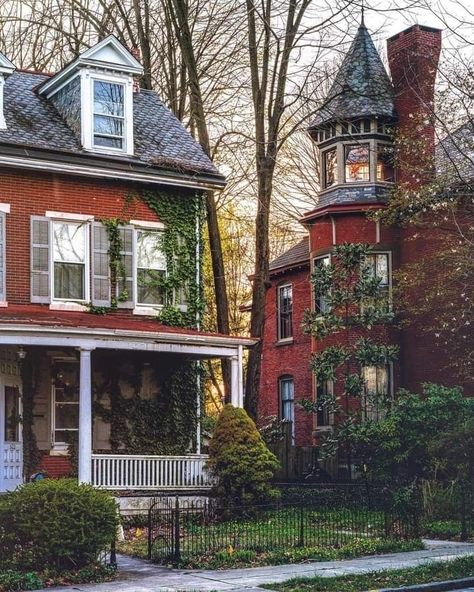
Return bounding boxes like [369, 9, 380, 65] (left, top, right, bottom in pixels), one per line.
[0, 307, 252, 492]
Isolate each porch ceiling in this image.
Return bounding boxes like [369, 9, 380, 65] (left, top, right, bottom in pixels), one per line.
[0, 305, 255, 358]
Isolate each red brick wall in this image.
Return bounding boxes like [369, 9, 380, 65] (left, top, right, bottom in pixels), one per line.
[258, 265, 314, 446]
[0, 168, 161, 304]
[387, 25, 442, 185]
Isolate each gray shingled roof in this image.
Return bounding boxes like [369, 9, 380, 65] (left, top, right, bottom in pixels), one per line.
[269, 237, 309, 273]
[1, 71, 221, 179]
[436, 123, 474, 183]
[309, 25, 395, 128]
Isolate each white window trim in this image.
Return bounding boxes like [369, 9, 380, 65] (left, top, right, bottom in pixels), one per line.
[81, 69, 134, 156]
[46, 211, 94, 222]
[50, 219, 90, 305]
[130, 219, 165, 230]
[133, 225, 166, 313]
[0, 203, 10, 213]
[51, 358, 79, 452]
[312, 253, 331, 314]
[0, 211, 6, 307]
[277, 283, 293, 342]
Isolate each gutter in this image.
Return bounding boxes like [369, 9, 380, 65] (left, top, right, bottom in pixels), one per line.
[0, 323, 256, 348]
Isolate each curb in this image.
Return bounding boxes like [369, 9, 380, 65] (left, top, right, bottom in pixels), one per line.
[370, 576, 474, 592]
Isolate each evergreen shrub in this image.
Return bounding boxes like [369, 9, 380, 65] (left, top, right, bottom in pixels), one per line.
[207, 405, 280, 508]
[0, 479, 118, 571]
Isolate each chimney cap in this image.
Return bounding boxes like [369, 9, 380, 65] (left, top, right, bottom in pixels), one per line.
[387, 24, 442, 43]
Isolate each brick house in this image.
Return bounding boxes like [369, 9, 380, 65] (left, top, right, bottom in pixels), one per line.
[0, 36, 252, 493]
[258, 23, 469, 449]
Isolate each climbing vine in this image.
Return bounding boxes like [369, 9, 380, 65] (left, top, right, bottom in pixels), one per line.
[93, 351, 201, 454]
[21, 348, 41, 479]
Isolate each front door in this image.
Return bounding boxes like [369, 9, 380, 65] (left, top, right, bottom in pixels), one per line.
[0, 378, 23, 491]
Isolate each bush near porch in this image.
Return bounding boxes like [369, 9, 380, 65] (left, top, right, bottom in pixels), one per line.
[0, 479, 118, 572]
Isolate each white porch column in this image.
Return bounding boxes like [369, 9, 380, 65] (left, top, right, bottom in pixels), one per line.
[230, 353, 243, 408]
[78, 347, 94, 484]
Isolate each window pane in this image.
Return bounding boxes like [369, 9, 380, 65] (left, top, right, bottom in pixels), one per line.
[137, 231, 166, 270]
[94, 135, 123, 149]
[54, 262, 84, 299]
[278, 285, 293, 339]
[94, 81, 124, 116]
[94, 114, 124, 137]
[55, 404, 79, 429]
[316, 380, 332, 426]
[377, 145, 395, 182]
[376, 254, 389, 285]
[53, 223, 85, 263]
[4, 386, 20, 441]
[314, 255, 330, 313]
[137, 268, 165, 305]
[324, 148, 337, 188]
[53, 362, 79, 400]
[345, 144, 370, 182]
[279, 378, 294, 423]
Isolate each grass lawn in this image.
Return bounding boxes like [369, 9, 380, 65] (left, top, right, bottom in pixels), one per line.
[263, 555, 474, 592]
[118, 509, 423, 568]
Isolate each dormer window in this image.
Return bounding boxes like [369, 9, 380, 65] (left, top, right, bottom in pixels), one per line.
[37, 35, 143, 157]
[93, 80, 125, 150]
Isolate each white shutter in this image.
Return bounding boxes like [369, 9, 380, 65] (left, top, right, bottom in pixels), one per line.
[0, 213, 5, 301]
[91, 222, 111, 306]
[117, 225, 134, 308]
[31, 216, 51, 303]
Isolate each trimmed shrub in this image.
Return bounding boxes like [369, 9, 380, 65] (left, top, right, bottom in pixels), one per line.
[207, 405, 280, 508]
[0, 479, 118, 571]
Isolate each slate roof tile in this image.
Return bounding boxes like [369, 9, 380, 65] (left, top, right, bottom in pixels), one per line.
[0, 71, 221, 179]
[309, 24, 395, 128]
[269, 237, 309, 272]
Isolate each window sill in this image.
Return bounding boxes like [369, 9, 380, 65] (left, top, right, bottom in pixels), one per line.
[314, 426, 334, 433]
[50, 302, 89, 312]
[275, 338, 294, 346]
[0, 301, 7, 307]
[133, 306, 162, 317]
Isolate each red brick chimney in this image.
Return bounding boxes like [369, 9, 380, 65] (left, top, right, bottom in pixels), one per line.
[387, 25, 442, 185]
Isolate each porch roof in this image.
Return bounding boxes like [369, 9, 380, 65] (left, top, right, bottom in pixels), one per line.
[0, 305, 255, 357]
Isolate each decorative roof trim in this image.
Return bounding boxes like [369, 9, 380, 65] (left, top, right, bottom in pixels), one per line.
[301, 202, 385, 223]
[37, 35, 143, 98]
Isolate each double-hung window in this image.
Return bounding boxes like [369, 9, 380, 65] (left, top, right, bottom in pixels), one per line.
[277, 284, 293, 341]
[279, 376, 295, 441]
[345, 143, 370, 182]
[93, 80, 125, 150]
[136, 229, 166, 306]
[362, 365, 392, 421]
[52, 360, 79, 446]
[52, 221, 88, 301]
[316, 379, 334, 428]
[365, 252, 391, 312]
[313, 254, 330, 314]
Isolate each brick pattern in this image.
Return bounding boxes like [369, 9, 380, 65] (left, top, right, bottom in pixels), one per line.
[0, 168, 160, 305]
[258, 265, 314, 446]
[37, 454, 72, 479]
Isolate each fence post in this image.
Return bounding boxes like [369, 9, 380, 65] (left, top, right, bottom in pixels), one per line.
[298, 504, 304, 547]
[173, 496, 181, 564]
[460, 486, 468, 542]
[147, 501, 153, 560]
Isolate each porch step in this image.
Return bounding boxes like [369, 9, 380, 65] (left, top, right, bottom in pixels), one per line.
[38, 455, 72, 478]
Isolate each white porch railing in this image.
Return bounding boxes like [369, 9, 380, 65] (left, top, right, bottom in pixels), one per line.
[91, 454, 213, 490]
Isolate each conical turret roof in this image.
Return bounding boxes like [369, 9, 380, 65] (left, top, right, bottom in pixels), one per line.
[309, 24, 395, 128]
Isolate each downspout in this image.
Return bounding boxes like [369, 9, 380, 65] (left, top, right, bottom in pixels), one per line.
[195, 191, 202, 453]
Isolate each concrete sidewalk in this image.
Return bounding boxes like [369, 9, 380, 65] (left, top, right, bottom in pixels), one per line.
[52, 540, 474, 592]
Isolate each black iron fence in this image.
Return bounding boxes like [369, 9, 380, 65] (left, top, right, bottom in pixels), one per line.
[147, 494, 419, 565]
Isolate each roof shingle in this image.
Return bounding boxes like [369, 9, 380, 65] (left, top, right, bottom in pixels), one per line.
[269, 237, 309, 273]
[0, 71, 221, 180]
[309, 24, 395, 128]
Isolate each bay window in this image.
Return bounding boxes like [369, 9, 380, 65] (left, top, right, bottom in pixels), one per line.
[376, 144, 395, 182]
[52, 221, 87, 301]
[345, 144, 370, 182]
[323, 148, 338, 188]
